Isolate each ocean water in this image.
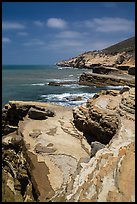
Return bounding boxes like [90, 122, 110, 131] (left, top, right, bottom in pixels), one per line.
[2, 65, 123, 107]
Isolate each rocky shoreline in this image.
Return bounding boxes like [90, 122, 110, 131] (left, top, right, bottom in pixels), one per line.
[56, 37, 135, 88]
[79, 72, 135, 87]
[2, 86, 135, 202]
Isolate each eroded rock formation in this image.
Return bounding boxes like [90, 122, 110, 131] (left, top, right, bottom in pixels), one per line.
[66, 87, 135, 201]
[2, 101, 90, 202]
[56, 37, 135, 72]
[2, 87, 135, 202]
[79, 72, 135, 87]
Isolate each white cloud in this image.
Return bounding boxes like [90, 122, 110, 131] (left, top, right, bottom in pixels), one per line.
[34, 20, 44, 27]
[2, 37, 11, 43]
[47, 18, 67, 29]
[2, 21, 25, 30]
[56, 30, 83, 38]
[17, 32, 29, 36]
[23, 39, 45, 46]
[94, 17, 134, 32]
[84, 17, 135, 33]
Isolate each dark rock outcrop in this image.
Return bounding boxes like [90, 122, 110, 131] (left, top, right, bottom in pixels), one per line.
[28, 107, 55, 120]
[2, 102, 55, 135]
[79, 72, 135, 87]
[128, 66, 135, 75]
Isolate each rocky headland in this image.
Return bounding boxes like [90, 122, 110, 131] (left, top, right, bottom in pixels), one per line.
[56, 37, 135, 87]
[2, 86, 135, 202]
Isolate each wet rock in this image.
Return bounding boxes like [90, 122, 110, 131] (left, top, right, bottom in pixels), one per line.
[128, 66, 135, 75]
[66, 96, 83, 101]
[92, 66, 119, 74]
[119, 86, 130, 94]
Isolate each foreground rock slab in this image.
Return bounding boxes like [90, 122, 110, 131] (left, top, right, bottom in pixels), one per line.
[2, 101, 90, 202]
[2, 87, 135, 202]
[66, 88, 135, 202]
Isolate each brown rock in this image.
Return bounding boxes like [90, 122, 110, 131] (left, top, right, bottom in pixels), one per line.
[29, 129, 42, 138]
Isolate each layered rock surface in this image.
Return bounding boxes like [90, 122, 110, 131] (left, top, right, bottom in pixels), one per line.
[79, 72, 135, 87]
[56, 37, 135, 87]
[56, 37, 135, 71]
[2, 101, 90, 202]
[67, 87, 135, 201]
[2, 87, 135, 202]
[57, 50, 134, 70]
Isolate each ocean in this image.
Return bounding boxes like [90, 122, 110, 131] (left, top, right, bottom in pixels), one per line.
[2, 65, 123, 107]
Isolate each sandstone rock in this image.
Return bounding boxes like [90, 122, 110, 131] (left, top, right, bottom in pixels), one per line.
[2, 93, 135, 202]
[29, 129, 42, 138]
[79, 72, 135, 87]
[56, 37, 134, 69]
[65, 88, 135, 202]
[73, 94, 120, 144]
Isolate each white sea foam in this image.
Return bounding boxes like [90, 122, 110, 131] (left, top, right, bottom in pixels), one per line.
[40, 92, 95, 106]
[105, 85, 124, 90]
[62, 84, 89, 88]
[31, 83, 45, 86]
[47, 78, 76, 82]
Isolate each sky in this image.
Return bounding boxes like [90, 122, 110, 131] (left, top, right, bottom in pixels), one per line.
[2, 2, 135, 65]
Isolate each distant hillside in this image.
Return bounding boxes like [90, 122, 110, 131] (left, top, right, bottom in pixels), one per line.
[56, 36, 135, 69]
[102, 37, 135, 55]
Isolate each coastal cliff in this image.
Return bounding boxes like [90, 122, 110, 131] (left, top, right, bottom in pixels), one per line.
[2, 87, 135, 202]
[56, 37, 135, 88]
[56, 37, 135, 71]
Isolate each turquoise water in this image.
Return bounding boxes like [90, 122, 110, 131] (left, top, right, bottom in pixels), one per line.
[2, 65, 123, 107]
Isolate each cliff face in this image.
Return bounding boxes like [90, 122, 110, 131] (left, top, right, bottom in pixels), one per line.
[66, 87, 135, 202]
[2, 87, 135, 202]
[56, 37, 135, 71]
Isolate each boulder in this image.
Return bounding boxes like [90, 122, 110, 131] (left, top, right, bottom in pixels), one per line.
[119, 86, 130, 94]
[28, 107, 48, 120]
[128, 67, 135, 75]
[90, 141, 105, 157]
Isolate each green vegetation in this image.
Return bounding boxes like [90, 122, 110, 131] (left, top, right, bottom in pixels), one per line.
[102, 37, 135, 55]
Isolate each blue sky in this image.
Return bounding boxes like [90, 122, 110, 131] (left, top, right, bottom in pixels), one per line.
[2, 2, 135, 65]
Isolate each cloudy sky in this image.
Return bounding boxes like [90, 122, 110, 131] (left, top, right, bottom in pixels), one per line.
[2, 2, 135, 65]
